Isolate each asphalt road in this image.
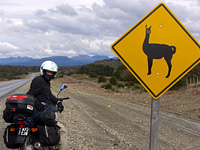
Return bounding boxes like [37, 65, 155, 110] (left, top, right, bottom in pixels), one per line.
[0, 78, 200, 150]
[0, 73, 35, 97]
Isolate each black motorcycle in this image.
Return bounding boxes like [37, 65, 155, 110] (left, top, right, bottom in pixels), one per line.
[3, 83, 70, 150]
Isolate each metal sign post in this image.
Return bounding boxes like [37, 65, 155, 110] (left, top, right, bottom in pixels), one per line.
[149, 97, 160, 150]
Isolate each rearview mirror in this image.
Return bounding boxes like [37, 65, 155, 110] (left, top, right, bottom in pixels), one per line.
[60, 83, 68, 90]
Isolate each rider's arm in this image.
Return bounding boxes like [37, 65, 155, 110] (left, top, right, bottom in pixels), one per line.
[49, 91, 58, 105]
[26, 76, 42, 98]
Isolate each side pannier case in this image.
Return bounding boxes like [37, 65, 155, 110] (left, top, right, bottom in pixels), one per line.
[5, 94, 34, 116]
[3, 124, 20, 148]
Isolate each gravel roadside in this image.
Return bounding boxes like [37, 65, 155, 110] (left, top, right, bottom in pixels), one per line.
[0, 78, 200, 150]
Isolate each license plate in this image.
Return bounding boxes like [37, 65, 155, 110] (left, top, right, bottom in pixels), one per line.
[18, 127, 29, 136]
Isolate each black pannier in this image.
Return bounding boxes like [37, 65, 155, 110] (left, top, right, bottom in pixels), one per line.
[33, 104, 58, 126]
[37, 125, 60, 146]
[3, 108, 14, 123]
[3, 124, 20, 149]
[5, 94, 34, 115]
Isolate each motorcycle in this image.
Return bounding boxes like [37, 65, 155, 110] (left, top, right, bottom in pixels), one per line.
[3, 83, 70, 150]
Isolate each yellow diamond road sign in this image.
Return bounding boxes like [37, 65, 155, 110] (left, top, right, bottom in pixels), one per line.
[111, 3, 200, 99]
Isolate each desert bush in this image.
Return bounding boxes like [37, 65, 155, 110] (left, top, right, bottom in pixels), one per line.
[117, 83, 124, 88]
[170, 77, 187, 90]
[89, 72, 98, 78]
[98, 76, 106, 83]
[101, 83, 112, 89]
[110, 77, 118, 85]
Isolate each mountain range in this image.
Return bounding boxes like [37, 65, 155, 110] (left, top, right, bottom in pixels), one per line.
[0, 55, 115, 66]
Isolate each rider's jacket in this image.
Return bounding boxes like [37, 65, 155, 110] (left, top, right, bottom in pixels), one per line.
[27, 76, 58, 105]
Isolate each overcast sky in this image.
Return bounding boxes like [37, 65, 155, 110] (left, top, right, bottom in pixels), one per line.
[0, 0, 199, 58]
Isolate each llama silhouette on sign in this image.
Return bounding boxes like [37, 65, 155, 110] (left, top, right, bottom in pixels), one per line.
[143, 25, 176, 78]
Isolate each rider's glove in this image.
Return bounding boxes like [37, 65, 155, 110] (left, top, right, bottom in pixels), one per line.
[57, 101, 64, 113]
[34, 100, 45, 111]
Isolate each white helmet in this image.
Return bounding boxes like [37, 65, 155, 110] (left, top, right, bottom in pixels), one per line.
[40, 61, 58, 77]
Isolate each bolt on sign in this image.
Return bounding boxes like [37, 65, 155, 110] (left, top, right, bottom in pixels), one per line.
[111, 3, 200, 99]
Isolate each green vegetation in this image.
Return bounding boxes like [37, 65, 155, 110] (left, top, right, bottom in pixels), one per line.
[89, 72, 98, 78]
[109, 77, 118, 85]
[2, 58, 199, 92]
[0, 65, 38, 81]
[63, 59, 200, 92]
[101, 83, 112, 89]
[98, 76, 106, 83]
[78, 64, 114, 76]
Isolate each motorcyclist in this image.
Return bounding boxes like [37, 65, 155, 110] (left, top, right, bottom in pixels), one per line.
[27, 60, 64, 113]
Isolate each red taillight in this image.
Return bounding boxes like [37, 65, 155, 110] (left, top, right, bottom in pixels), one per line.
[17, 121, 26, 127]
[17, 121, 26, 125]
[8, 95, 28, 101]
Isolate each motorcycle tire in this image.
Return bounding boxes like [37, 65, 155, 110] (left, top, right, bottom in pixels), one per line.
[19, 136, 34, 150]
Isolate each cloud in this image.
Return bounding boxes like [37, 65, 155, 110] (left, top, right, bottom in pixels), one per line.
[35, 9, 46, 16]
[167, 1, 200, 42]
[0, 42, 17, 51]
[0, 0, 199, 59]
[0, 42, 18, 57]
[54, 3, 78, 16]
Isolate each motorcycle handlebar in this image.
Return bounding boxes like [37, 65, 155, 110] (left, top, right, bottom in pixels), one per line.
[58, 97, 70, 101]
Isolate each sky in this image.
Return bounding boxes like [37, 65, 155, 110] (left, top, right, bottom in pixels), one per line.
[0, 0, 199, 59]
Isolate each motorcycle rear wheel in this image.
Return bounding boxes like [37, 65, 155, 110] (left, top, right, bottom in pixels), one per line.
[19, 136, 34, 150]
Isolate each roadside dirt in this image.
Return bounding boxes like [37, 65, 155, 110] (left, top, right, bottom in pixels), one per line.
[0, 77, 200, 150]
[58, 77, 200, 149]
[60, 76, 200, 123]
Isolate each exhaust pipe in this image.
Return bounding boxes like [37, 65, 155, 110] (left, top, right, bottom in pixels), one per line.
[34, 142, 41, 149]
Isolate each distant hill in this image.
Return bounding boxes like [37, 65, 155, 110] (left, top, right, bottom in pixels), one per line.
[0, 55, 115, 66]
[92, 58, 122, 70]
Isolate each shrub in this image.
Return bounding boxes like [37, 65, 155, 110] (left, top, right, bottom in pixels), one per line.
[134, 83, 143, 89]
[98, 76, 106, 83]
[117, 83, 124, 88]
[110, 77, 118, 85]
[89, 72, 98, 78]
[170, 77, 187, 90]
[102, 83, 112, 89]
[66, 72, 74, 76]
[78, 64, 114, 76]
